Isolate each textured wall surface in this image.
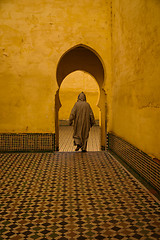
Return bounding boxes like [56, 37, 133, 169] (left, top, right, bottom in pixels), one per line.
[0, 0, 110, 133]
[1, 0, 159, 158]
[111, 0, 160, 158]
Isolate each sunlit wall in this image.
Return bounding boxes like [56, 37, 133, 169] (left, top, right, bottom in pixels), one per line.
[111, 0, 160, 158]
[59, 71, 99, 121]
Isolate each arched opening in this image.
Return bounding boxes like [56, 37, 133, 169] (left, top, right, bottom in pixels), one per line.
[55, 44, 106, 151]
[59, 70, 100, 151]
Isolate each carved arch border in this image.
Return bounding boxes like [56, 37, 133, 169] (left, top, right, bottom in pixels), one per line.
[55, 44, 107, 151]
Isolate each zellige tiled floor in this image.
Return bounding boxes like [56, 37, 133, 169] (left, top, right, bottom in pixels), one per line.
[0, 126, 160, 239]
[0, 151, 160, 239]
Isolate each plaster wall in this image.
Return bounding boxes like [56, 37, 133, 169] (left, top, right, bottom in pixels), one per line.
[0, 0, 111, 133]
[111, 0, 160, 158]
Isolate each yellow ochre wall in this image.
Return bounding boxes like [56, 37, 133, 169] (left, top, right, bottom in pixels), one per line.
[1, 0, 159, 158]
[0, 0, 111, 133]
[111, 0, 160, 158]
[59, 71, 99, 121]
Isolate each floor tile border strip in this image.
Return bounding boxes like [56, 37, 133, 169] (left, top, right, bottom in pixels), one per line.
[106, 151, 160, 204]
[0, 133, 55, 152]
[107, 132, 160, 193]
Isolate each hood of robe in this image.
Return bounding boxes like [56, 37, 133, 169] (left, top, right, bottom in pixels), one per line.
[78, 92, 86, 102]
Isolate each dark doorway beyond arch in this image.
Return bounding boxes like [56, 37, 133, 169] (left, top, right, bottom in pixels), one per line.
[55, 44, 106, 151]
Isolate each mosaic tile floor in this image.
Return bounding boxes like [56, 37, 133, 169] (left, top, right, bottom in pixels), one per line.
[59, 126, 100, 152]
[0, 152, 160, 239]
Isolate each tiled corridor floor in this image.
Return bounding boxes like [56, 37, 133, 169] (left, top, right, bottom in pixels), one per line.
[59, 126, 100, 152]
[0, 151, 160, 239]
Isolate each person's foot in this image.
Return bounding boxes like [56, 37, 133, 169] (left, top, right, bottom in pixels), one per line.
[81, 149, 87, 152]
[75, 144, 81, 151]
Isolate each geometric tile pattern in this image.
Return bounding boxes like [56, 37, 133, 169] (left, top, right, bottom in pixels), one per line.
[59, 126, 101, 152]
[0, 133, 55, 152]
[108, 133, 160, 192]
[0, 152, 160, 239]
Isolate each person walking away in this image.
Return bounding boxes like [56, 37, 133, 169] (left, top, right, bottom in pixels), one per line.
[69, 92, 95, 152]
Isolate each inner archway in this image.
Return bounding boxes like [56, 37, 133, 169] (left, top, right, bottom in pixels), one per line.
[59, 71, 100, 151]
[55, 44, 106, 151]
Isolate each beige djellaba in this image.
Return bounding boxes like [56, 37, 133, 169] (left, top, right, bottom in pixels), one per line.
[69, 92, 95, 151]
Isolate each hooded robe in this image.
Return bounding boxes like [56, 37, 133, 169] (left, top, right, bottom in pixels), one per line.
[69, 92, 95, 151]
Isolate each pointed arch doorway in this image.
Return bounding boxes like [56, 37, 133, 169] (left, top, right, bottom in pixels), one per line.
[55, 44, 106, 151]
